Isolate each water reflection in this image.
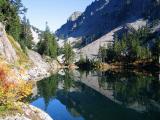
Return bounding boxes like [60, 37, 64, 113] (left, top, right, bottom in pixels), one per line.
[31, 69, 160, 120]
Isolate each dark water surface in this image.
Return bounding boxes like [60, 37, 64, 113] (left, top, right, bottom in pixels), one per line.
[30, 70, 160, 120]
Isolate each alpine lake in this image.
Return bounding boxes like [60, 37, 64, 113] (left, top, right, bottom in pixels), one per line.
[29, 69, 160, 120]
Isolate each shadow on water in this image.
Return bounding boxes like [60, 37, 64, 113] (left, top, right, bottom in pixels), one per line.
[30, 69, 160, 120]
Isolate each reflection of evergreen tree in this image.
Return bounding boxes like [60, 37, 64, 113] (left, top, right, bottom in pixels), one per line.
[37, 75, 59, 108]
[97, 70, 160, 105]
[98, 71, 118, 90]
[113, 72, 158, 105]
[149, 78, 160, 102]
[36, 70, 77, 108]
[79, 70, 85, 81]
[63, 70, 75, 91]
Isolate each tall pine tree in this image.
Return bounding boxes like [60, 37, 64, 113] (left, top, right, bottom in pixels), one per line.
[63, 42, 75, 65]
[20, 16, 33, 50]
[37, 23, 57, 58]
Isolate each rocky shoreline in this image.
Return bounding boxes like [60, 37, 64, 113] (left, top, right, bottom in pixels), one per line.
[0, 103, 53, 120]
[0, 26, 55, 119]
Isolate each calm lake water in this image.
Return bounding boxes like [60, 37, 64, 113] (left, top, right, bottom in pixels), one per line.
[30, 69, 160, 120]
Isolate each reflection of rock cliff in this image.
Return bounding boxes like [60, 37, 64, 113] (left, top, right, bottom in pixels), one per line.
[72, 70, 160, 112]
[72, 70, 122, 104]
[56, 84, 146, 120]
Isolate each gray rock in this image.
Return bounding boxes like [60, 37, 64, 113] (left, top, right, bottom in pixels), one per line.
[0, 23, 18, 63]
[0, 104, 53, 120]
[27, 50, 61, 81]
[68, 11, 82, 22]
[27, 49, 51, 80]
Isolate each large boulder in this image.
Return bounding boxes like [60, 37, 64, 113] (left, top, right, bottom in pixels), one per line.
[27, 50, 51, 80]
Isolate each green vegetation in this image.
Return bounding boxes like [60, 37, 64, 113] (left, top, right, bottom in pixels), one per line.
[37, 23, 58, 58]
[7, 35, 29, 64]
[77, 27, 159, 70]
[98, 45, 108, 63]
[0, 0, 33, 52]
[98, 27, 160, 65]
[63, 42, 75, 65]
[20, 16, 33, 50]
[76, 55, 96, 70]
[0, 0, 33, 115]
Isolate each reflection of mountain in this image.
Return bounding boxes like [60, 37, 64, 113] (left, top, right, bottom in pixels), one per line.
[31, 70, 160, 120]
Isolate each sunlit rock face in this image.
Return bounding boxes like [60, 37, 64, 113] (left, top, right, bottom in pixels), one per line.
[68, 11, 82, 22]
[0, 22, 18, 63]
[31, 27, 41, 45]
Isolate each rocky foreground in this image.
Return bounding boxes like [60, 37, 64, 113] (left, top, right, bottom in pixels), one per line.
[0, 23, 55, 120]
[0, 103, 53, 120]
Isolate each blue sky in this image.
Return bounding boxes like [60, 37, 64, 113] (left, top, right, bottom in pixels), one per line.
[22, 0, 94, 32]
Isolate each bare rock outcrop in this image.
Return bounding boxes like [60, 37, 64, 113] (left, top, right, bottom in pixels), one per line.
[27, 49, 51, 80]
[0, 103, 53, 120]
[0, 23, 18, 63]
[68, 11, 82, 22]
[27, 50, 61, 81]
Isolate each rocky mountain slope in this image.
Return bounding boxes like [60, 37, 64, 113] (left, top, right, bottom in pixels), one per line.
[56, 0, 160, 59]
[78, 19, 148, 59]
[56, 0, 150, 39]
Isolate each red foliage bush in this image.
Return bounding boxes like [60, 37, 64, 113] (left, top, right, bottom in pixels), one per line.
[0, 68, 6, 81]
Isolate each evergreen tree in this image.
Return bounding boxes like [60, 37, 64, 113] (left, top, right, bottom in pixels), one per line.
[98, 46, 106, 62]
[152, 37, 160, 63]
[63, 42, 75, 65]
[20, 16, 33, 49]
[121, 34, 127, 51]
[0, 0, 26, 41]
[37, 23, 57, 58]
[7, 15, 21, 42]
[113, 35, 122, 61]
[79, 52, 85, 63]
